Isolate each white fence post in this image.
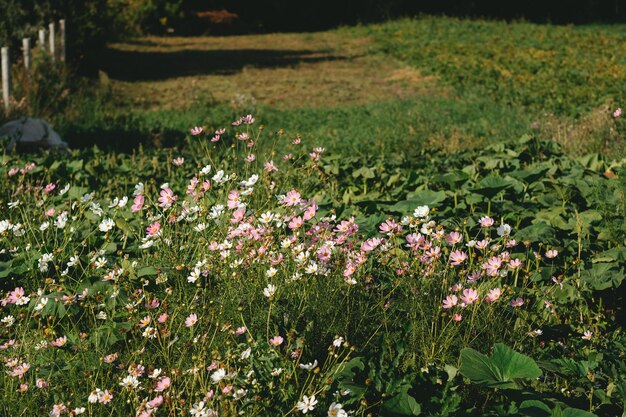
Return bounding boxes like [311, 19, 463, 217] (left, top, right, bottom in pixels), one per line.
[49, 22, 56, 62]
[59, 19, 66, 62]
[38, 29, 46, 52]
[22, 38, 31, 70]
[1, 47, 10, 111]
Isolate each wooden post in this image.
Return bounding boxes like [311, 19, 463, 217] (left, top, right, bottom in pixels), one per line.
[38, 29, 46, 52]
[1, 47, 10, 111]
[22, 38, 31, 70]
[59, 19, 66, 62]
[49, 22, 56, 62]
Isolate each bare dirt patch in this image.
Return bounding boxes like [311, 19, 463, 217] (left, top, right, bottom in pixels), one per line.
[100, 31, 443, 110]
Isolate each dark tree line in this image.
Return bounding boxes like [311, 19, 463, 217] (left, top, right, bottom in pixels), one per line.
[189, 0, 626, 32]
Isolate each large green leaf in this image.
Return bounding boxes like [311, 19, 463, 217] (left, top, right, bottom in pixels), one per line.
[581, 263, 625, 290]
[390, 190, 447, 213]
[471, 175, 515, 198]
[380, 392, 422, 416]
[459, 343, 542, 389]
[0, 260, 12, 278]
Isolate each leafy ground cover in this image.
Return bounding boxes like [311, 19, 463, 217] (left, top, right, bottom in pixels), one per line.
[0, 15, 625, 417]
[1, 117, 626, 416]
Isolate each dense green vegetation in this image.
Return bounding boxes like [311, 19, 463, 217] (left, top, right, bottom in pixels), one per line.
[0, 15, 625, 417]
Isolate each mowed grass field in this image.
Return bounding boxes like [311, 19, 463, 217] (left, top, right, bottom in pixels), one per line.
[57, 16, 626, 158]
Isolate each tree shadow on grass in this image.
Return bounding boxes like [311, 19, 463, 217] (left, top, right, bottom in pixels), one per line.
[97, 47, 347, 81]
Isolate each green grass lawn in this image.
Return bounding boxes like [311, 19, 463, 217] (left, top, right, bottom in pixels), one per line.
[29, 16, 620, 159]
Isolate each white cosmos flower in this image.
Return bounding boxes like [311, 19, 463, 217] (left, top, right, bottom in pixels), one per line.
[296, 395, 318, 414]
[210, 368, 226, 384]
[119, 375, 140, 389]
[497, 223, 512, 237]
[34, 297, 48, 311]
[413, 205, 430, 218]
[328, 402, 347, 417]
[240, 347, 252, 360]
[259, 211, 274, 224]
[299, 360, 318, 370]
[305, 262, 318, 274]
[99, 218, 115, 232]
[187, 267, 201, 283]
[263, 284, 276, 298]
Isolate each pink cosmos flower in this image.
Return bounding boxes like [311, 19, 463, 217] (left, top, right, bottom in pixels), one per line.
[303, 202, 317, 220]
[231, 207, 246, 224]
[245, 154, 256, 163]
[284, 190, 301, 207]
[50, 404, 67, 417]
[452, 314, 463, 322]
[138, 316, 151, 328]
[50, 336, 67, 347]
[442, 295, 458, 309]
[185, 313, 198, 327]
[157, 313, 169, 323]
[158, 188, 177, 208]
[132, 194, 145, 212]
[482, 256, 503, 277]
[475, 239, 490, 250]
[510, 298, 525, 308]
[449, 250, 467, 266]
[361, 237, 384, 252]
[190, 126, 204, 135]
[8, 362, 30, 378]
[98, 389, 113, 404]
[545, 249, 558, 259]
[445, 232, 463, 245]
[508, 259, 523, 269]
[7, 287, 28, 305]
[316, 245, 332, 262]
[379, 219, 401, 236]
[288, 216, 303, 230]
[227, 190, 241, 209]
[613, 108, 622, 118]
[154, 377, 171, 392]
[479, 216, 494, 227]
[147, 395, 164, 409]
[582, 330, 593, 340]
[485, 288, 502, 303]
[146, 222, 161, 236]
[44, 183, 56, 194]
[235, 326, 246, 335]
[460, 288, 478, 305]
[172, 157, 184, 166]
[269, 336, 284, 346]
[264, 160, 278, 173]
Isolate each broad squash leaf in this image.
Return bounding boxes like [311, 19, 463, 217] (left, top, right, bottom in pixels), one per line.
[459, 343, 542, 389]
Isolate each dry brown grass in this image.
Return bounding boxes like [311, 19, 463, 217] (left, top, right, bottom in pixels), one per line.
[102, 31, 444, 111]
[534, 103, 626, 157]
